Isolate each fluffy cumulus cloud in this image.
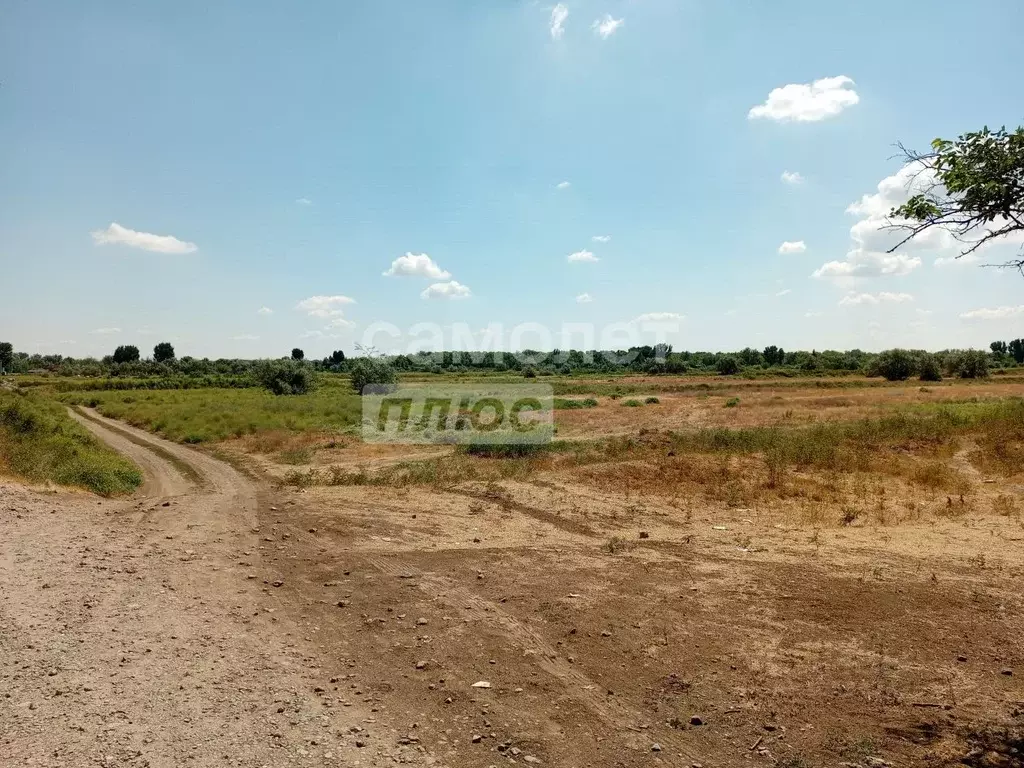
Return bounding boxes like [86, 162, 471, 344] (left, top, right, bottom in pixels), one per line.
[748, 76, 859, 122]
[778, 240, 806, 255]
[91, 222, 197, 254]
[550, 3, 568, 39]
[576, 293, 593, 303]
[781, 171, 804, 185]
[382, 252, 451, 280]
[421, 280, 471, 300]
[592, 14, 624, 38]
[959, 305, 1024, 320]
[295, 295, 355, 318]
[839, 291, 914, 306]
[813, 164, 950, 279]
[567, 249, 599, 263]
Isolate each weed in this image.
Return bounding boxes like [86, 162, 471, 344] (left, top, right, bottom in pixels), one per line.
[622, 399, 643, 407]
[724, 397, 741, 408]
[644, 396, 660, 404]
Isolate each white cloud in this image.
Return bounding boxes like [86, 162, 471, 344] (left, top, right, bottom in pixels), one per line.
[295, 197, 312, 206]
[804, 311, 823, 318]
[231, 334, 260, 341]
[775, 289, 791, 297]
[299, 330, 324, 339]
[57, 340, 76, 345]
[257, 306, 273, 315]
[325, 317, 356, 329]
[550, 3, 568, 39]
[382, 252, 451, 280]
[576, 293, 593, 303]
[633, 312, 685, 323]
[778, 240, 807, 255]
[838, 291, 914, 306]
[296, 295, 355, 320]
[567, 249, 599, 263]
[91, 222, 197, 254]
[959, 305, 1024, 321]
[781, 171, 804, 185]
[748, 75, 859, 122]
[813, 164, 946, 280]
[556, 180, 571, 190]
[592, 14, 624, 38]
[421, 280, 472, 300]
[89, 327, 121, 335]
[591, 234, 611, 243]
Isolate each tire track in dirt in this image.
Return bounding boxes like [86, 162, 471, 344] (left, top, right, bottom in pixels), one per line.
[361, 553, 711, 765]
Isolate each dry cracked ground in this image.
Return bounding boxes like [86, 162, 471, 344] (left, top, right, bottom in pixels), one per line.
[2, 407, 1024, 768]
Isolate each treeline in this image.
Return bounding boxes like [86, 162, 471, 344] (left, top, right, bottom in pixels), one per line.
[2, 341, 1022, 381]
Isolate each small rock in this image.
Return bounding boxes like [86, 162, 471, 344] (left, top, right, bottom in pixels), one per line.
[690, 715, 704, 726]
[416, 617, 428, 626]
[472, 734, 482, 743]
[415, 661, 427, 670]
[639, 531, 650, 539]
[651, 743, 662, 752]
[471, 681, 492, 689]
[1001, 668, 1014, 676]
[272, 580, 284, 588]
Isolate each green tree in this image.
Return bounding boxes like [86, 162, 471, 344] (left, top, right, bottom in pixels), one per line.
[112, 345, 140, 363]
[291, 348, 304, 361]
[888, 126, 1024, 271]
[329, 349, 345, 365]
[918, 353, 942, 382]
[716, 356, 740, 376]
[348, 357, 398, 395]
[870, 349, 916, 381]
[948, 349, 989, 379]
[153, 342, 175, 362]
[254, 360, 316, 395]
[1009, 338, 1024, 364]
[762, 345, 785, 366]
[991, 340, 1008, 355]
[0, 342, 13, 373]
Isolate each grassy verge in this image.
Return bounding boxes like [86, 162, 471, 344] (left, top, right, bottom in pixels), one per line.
[58, 387, 364, 443]
[284, 398, 1024, 491]
[0, 392, 142, 495]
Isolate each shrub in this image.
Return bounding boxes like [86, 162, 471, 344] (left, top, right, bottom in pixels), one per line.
[644, 396, 660, 404]
[724, 397, 740, 408]
[291, 348, 305, 361]
[949, 349, 989, 379]
[716, 356, 740, 376]
[348, 357, 398, 395]
[918, 354, 942, 382]
[153, 342, 175, 363]
[254, 360, 317, 395]
[871, 349, 916, 381]
[522, 366, 537, 378]
[622, 399, 643, 407]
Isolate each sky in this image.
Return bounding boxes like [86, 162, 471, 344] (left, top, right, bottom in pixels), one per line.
[2, 0, 1023, 360]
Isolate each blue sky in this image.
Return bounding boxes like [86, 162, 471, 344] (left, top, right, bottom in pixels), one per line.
[2, 0, 1023, 359]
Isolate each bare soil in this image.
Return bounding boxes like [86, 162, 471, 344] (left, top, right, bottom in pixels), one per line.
[3, 405, 1023, 768]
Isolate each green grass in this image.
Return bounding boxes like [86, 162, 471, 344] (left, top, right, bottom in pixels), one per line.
[553, 397, 599, 409]
[0, 392, 142, 495]
[58, 386, 364, 443]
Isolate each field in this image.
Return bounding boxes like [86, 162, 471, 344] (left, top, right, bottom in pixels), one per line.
[4, 370, 1024, 766]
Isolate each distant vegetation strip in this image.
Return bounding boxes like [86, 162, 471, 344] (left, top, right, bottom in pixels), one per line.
[0, 392, 142, 495]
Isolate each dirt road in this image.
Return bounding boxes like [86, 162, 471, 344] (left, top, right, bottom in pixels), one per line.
[5, 408, 1023, 768]
[1, 409, 431, 768]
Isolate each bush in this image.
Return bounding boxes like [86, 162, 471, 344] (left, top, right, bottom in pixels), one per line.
[716, 356, 740, 376]
[644, 396, 660, 404]
[254, 360, 317, 395]
[871, 349, 916, 381]
[348, 357, 398, 395]
[522, 366, 537, 378]
[949, 349, 989, 379]
[622, 399, 643, 407]
[724, 397, 740, 408]
[918, 354, 942, 382]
